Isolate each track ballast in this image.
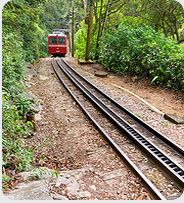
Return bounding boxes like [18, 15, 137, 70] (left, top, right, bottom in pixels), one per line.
[51, 57, 184, 200]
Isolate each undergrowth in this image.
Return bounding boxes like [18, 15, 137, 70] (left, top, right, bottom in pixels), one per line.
[97, 25, 184, 91]
[2, 0, 47, 190]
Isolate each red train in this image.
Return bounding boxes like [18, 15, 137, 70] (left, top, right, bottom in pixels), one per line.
[48, 30, 67, 56]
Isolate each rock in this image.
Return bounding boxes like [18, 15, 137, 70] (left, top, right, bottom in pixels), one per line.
[40, 75, 49, 80]
[78, 59, 93, 64]
[55, 168, 92, 199]
[60, 168, 85, 180]
[51, 193, 69, 200]
[30, 102, 41, 114]
[5, 181, 53, 200]
[5, 167, 92, 200]
[24, 63, 36, 80]
[78, 191, 91, 198]
[35, 110, 42, 121]
[24, 62, 34, 69]
[22, 91, 37, 103]
[22, 91, 41, 113]
[90, 185, 96, 191]
[166, 193, 181, 200]
[99, 169, 127, 180]
[94, 71, 108, 78]
[25, 81, 34, 87]
[164, 114, 184, 124]
[56, 169, 83, 197]
[20, 167, 58, 181]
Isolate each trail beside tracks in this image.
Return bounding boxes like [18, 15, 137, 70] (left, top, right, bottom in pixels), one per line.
[4, 56, 184, 200]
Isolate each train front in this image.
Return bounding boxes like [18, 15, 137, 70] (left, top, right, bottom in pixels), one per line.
[48, 31, 67, 56]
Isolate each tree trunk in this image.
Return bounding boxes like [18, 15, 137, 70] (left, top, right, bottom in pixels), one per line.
[95, 0, 103, 60]
[83, 0, 87, 13]
[101, 0, 111, 36]
[174, 19, 180, 41]
[72, 6, 74, 57]
[85, 0, 93, 61]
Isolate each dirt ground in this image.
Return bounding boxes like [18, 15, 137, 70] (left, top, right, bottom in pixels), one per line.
[24, 56, 152, 200]
[76, 60, 184, 117]
[4, 56, 184, 200]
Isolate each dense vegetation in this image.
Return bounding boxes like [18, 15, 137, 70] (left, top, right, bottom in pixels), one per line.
[98, 25, 184, 90]
[75, 0, 184, 90]
[2, 0, 85, 190]
[2, 0, 45, 189]
[2, 0, 184, 189]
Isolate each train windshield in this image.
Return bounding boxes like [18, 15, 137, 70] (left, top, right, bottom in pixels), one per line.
[58, 37, 65, 44]
[50, 37, 57, 44]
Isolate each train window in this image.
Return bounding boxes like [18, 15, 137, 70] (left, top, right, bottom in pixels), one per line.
[58, 37, 65, 44]
[50, 37, 57, 44]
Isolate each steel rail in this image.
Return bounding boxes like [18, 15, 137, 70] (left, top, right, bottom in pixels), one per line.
[56, 57, 184, 189]
[61, 58, 184, 157]
[51, 58, 166, 200]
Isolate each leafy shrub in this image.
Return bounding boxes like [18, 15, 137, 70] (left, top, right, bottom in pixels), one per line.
[2, 92, 34, 170]
[75, 21, 98, 59]
[98, 25, 184, 90]
[75, 22, 88, 59]
[2, 0, 41, 188]
[2, 45, 34, 187]
[2, 0, 63, 190]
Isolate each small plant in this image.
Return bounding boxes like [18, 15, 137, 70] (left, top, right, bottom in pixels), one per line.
[26, 111, 35, 116]
[15, 95, 32, 117]
[2, 174, 13, 191]
[29, 168, 59, 180]
[137, 113, 144, 118]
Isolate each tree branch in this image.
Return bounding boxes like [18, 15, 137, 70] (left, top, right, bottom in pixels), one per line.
[107, 3, 126, 16]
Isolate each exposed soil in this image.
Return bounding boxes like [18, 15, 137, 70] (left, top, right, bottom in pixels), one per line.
[4, 56, 184, 200]
[25, 57, 151, 200]
[63, 56, 184, 148]
[74, 59, 184, 117]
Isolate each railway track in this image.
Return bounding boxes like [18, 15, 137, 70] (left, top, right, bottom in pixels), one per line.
[51, 57, 184, 200]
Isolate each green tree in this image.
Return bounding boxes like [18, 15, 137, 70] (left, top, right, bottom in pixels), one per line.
[125, 0, 184, 41]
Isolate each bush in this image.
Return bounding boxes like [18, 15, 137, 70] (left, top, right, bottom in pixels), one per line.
[2, 32, 34, 179]
[2, 0, 42, 188]
[98, 25, 184, 90]
[75, 21, 98, 59]
[75, 22, 88, 59]
[2, 92, 34, 171]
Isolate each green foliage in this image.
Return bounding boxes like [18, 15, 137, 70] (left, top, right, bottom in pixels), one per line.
[29, 168, 59, 180]
[2, 88, 35, 188]
[75, 21, 97, 59]
[2, 0, 184, 190]
[2, 22, 34, 173]
[2, 174, 14, 190]
[2, 0, 85, 190]
[121, 0, 184, 41]
[2, 0, 48, 189]
[3, 0, 48, 63]
[2, 32, 25, 91]
[2, 92, 34, 166]
[75, 22, 88, 59]
[97, 25, 184, 90]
